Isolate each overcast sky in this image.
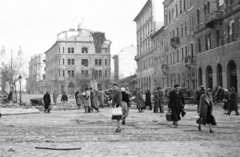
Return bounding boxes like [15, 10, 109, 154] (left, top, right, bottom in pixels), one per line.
[0, 0, 164, 61]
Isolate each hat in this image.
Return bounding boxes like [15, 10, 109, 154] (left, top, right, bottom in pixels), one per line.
[121, 87, 125, 92]
[174, 84, 179, 88]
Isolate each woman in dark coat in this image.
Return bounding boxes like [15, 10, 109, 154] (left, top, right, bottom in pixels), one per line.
[145, 90, 152, 110]
[198, 88, 216, 133]
[168, 84, 185, 127]
[43, 91, 51, 113]
[228, 87, 239, 115]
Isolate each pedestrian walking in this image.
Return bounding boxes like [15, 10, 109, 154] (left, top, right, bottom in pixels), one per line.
[145, 90, 152, 110]
[76, 90, 83, 109]
[61, 92, 68, 110]
[153, 88, 160, 113]
[43, 91, 51, 113]
[159, 87, 164, 113]
[227, 87, 239, 115]
[121, 87, 130, 125]
[84, 88, 92, 113]
[168, 84, 185, 127]
[136, 88, 145, 112]
[222, 89, 229, 114]
[197, 88, 216, 133]
[112, 84, 122, 132]
[90, 87, 99, 112]
[53, 90, 58, 105]
[196, 85, 205, 112]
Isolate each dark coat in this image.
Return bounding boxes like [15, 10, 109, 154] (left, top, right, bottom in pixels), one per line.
[159, 90, 164, 105]
[145, 91, 151, 106]
[136, 91, 145, 108]
[198, 94, 214, 125]
[122, 91, 130, 106]
[154, 90, 160, 106]
[168, 90, 185, 121]
[223, 92, 229, 110]
[61, 94, 68, 102]
[228, 91, 238, 111]
[112, 90, 122, 107]
[43, 93, 51, 103]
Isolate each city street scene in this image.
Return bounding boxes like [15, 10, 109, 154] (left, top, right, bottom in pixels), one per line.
[1, 0, 240, 157]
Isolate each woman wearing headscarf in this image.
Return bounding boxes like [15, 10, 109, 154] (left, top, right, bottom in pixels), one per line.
[121, 87, 130, 125]
[198, 88, 216, 133]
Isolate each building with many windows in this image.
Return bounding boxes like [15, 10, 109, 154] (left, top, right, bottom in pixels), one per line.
[195, 0, 240, 92]
[27, 54, 46, 94]
[134, 0, 164, 93]
[44, 20, 111, 95]
[163, 0, 197, 89]
[112, 45, 137, 82]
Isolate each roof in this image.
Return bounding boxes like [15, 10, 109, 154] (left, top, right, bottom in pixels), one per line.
[151, 26, 164, 39]
[118, 74, 137, 84]
[134, 0, 152, 21]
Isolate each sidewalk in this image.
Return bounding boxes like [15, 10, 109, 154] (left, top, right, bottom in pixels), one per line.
[0, 108, 40, 116]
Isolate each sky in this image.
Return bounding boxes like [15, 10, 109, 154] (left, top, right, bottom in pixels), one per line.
[0, 0, 164, 62]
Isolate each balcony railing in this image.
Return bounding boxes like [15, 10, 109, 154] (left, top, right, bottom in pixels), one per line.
[170, 37, 180, 49]
[185, 56, 196, 68]
[206, 11, 223, 28]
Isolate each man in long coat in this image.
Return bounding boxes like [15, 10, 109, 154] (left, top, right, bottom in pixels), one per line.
[154, 88, 160, 113]
[90, 87, 99, 112]
[136, 88, 145, 112]
[168, 84, 185, 127]
[159, 87, 164, 113]
[228, 87, 239, 115]
[43, 91, 51, 113]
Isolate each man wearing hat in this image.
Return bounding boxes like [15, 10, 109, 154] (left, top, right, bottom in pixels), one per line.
[168, 84, 185, 127]
[196, 85, 205, 111]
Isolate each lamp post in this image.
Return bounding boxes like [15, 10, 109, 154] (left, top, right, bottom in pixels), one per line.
[19, 75, 22, 105]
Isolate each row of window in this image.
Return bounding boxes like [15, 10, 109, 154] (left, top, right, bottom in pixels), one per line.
[137, 7, 152, 29]
[58, 70, 110, 78]
[138, 56, 154, 71]
[58, 47, 88, 54]
[166, 0, 193, 25]
[138, 38, 153, 56]
[58, 58, 110, 66]
[169, 44, 194, 64]
[137, 21, 153, 42]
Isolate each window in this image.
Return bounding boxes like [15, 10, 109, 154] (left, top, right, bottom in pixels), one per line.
[205, 35, 209, 50]
[63, 58, 65, 65]
[197, 9, 200, 25]
[191, 44, 194, 57]
[95, 70, 98, 77]
[68, 47, 71, 53]
[204, 4, 207, 17]
[63, 70, 65, 77]
[177, 50, 179, 62]
[190, 18, 192, 32]
[183, 0, 186, 10]
[180, 0, 182, 13]
[59, 70, 61, 77]
[181, 47, 184, 60]
[81, 59, 88, 67]
[105, 59, 107, 65]
[175, 4, 178, 17]
[62, 47, 64, 53]
[216, 30, 220, 46]
[72, 70, 75, 77]
[71, 47, 74, 53]
[185, 46, 187, 57]
[232, 22, 235, 42]
[207, 2, 210, 14]
[72, 59, 75, 65]
[95, 59, 98, 65]
[172, 8, 174, 19]
[68, 70, 70, 77]
[198, 38, 202, 52]
[181, 24, 184, 37]
[99, 70, 102, 77]
[99, 59, 102, 66]
[59, 47, 60, 53]
[169, 11, 171, 22]
[68, 59, 71, 65]
[59, 58, 61, 65]
[82, 47, 88, 53]
[105, 70, 107, 77]
[177, 27, 179, 37]
[208, 34, 211, 49]
[185, 22, 187, 35]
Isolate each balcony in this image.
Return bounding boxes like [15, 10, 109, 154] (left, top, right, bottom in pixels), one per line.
[206, 11, 223, 28]
[170, 37, 180, 49]
[185, 56, 196, 68]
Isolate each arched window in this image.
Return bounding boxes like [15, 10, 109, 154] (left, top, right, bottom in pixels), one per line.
[82, 47, 88, 53]
[197, 9, 200, 24]
[180, 0, 182, 13]
[204, 4, 207, 16]
[71, 47, 74, 53]
[68, 47, 71, 53]
[175, 4, 178, 17]
[207, 2, 210, 14]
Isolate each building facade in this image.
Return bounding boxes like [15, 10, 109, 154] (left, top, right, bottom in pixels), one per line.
[151, 26, 165, 88]
[27, 54, 46, 94]
[112, 45, 137, 82]
[134, 0, 164, 93]
[163, 0, 197, 90]
[45, 20, 111, 95]
[195, 0, 240, 93]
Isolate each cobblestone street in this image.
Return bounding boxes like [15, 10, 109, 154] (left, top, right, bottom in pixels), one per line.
[0, 104, 240, 157]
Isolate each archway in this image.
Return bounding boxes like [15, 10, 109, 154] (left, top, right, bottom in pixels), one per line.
[68, 82, 75, 95]
[217, 64, 223, 86]
[227, 60, 238, 92]
[198, 68, 203, 87]
[206, 66, 213, 89]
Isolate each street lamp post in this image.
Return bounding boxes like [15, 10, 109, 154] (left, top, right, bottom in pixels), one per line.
[19, 75, 22, 105]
